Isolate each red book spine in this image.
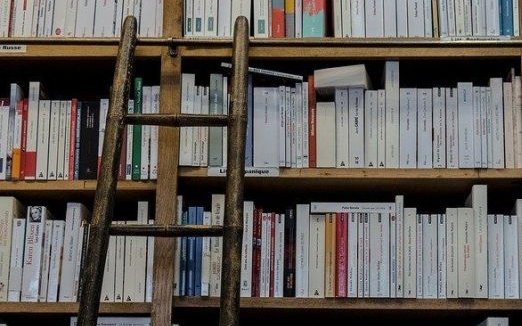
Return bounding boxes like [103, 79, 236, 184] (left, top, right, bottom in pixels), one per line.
[271, 4, 285, 37]
[252, 208, 263, 297]
[336, 212, 348, 297]
[68, 98, 77, 180]
[308, 75, 317, 167]
[269, 212, 276, 297]
[20, 99, 28, 180]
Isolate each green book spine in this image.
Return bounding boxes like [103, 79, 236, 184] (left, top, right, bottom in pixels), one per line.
[132, 78, 143, 180]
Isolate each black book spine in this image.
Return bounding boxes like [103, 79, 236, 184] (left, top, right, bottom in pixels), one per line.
[79, 101, 100, 180]
[283, 208, 296, 297]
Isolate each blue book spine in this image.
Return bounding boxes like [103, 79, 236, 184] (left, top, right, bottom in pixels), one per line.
[194, 206, 204, 296]
[245, 74, 253, 167]
[180, 211, 188, 296]
[187, 206, 197, 296]
[501, 0, 514, 35]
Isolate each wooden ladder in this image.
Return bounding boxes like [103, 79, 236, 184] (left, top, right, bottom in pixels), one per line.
[76, 15, 250, 326]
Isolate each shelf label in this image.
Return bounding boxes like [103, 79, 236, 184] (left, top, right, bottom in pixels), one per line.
[0, 44, 27, 53]
[207, 167, 280, 177]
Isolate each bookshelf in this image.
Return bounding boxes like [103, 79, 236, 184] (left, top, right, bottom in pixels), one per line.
[1, 1, 522, 326]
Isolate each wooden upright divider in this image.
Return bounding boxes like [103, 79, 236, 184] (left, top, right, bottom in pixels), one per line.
[151, 1, 182, 325]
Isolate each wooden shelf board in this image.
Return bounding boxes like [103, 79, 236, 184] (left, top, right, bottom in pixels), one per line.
[179, 168, 522, 180]
[179, 45, 522, 59]
[0, 302, 151, 314]
[173, 297, 522, 311]
[0, 180, 156, 192]
[0, 44, 163, 59]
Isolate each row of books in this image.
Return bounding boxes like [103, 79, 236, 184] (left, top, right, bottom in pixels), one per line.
[174, 185, 522, 299]
[0, 80, 159, 181]
[180, 62, 522, 169]
[0, 0, 163, 38]
[183, 0, 520, 39]
[0, 199, 154, 303]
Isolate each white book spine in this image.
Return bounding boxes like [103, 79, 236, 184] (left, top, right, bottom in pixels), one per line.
[365, 0, 384, 37]
[424, 0, 433, 36]
[192, 87, 201, 167]
[154, 0, 163, 36]
[35, 100, 50, 180]
[333, 0, 343, 37]
[8, 218, 26, 302]
[115, 0, 124, 36]
[512, 76, 522, 168]
[274, 213, 285, 298]
[399, 88, 417, 168]
[462, 0, 472, 35]
[488, 214, 505, 298]
[58, 203, 84, 302]
[447, 0, 457, 35]
[114, 221, 125, 301]
[184, 0, 193, 36]
[296, 84, 303, 168]
[385, 61, 400, 168]
[439, 0, 449, 36]
[52, 0, 67, 36]
[383, 0, 397, 37]
[192, 0, 204, 36]
[363, 213, 370, 297]
[514, 0, 520, 36]
[416, 214, 423, 298]
[180, 74, 195, 166]
[210, 194, 224, 297]
[75, 0, 96, 37]
[302, 82, 309, 168]
[397, 0, 409, 36]
[254, 0, 269, 37]
[47, 101, 60, 180]
[377, 90, 386, 168]
[335, 88, 349, 168]
[446, 208, 458, 298]
[98, 99, 109, 178]
[471, 0, 486, 35]
[369, 212, 390, 298]
[490, 78, 505, 168]
[351, 0, 366, 36]
[21, 206, 47, 302]
[21, 0, 35, 36]
[433, 88, 446, 168]
[217, 0, 231, 37]
[357, 213, 364, 297]
[204, 0, 217, 36]
[395, 195, 404, 297]
[517, 200, 522, 296]
[446, 88, 459, 168]
[390, 209, 397, 299]
[101, 227, 116, 302]
[342, 0, 352, 36]
[145, 219, 154, 302]
[365, 90, 378, 168]
[487, 87, 493, 168]
[504, 82, 515, 168]
[438, 214, 447, 298]
[57, 101, 67, 180]
[278, 86, 286, 167]
[231, 0, 250, 32]
[36, 0, 45, 37]
[150, 86, 160, 178]
[0, 198, 21, 301]
[253, 88, 279, 167]
[417, 88, 433, 168]
[458, 82, 474, 168]
[349, 88, 364, 167]
[480, 87, 488, 168]
[347, 212, 358, 297]
[64, 0, 78, 36]
[201, 211, 212, 296]
[316, 102, 336, 167]
[455, 0, 466, 35]
[125, 100, 134, 180]
[504, 215, 519, 299]
[0, 0, 11, 37]
[200, 86, 209, 167]
[407, 0, 424, 36]
[94, 0, 117, 36]
[46, 220, 64, 302]
[466, 187, 488, 299]
[72, 221, 85, 302]
[38, 220, 53, 301]
[240, 201, 254, 297]
[308, 214, 325, 298]
[472, 87, 482, 167]
[141, 87, 152, 179]
[0, 108, 8, 180]
[124, 202, 148, 302]
[296, 204, 310, 297]
[457, 207, 475, 298]
[404, 208, 417, 298]
[422, 215, 437, 298]
[486, 0, 500, 35]
[133, 0, 142, 31]
[138, 0, 155, 37]
[295, 0, 302, 37]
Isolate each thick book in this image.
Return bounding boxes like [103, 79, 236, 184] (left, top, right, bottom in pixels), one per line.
[457, 207, 475, 298]
[314, 64, 370, 96]
[79, 101, 100, 180]
[302, 0, 326, 37]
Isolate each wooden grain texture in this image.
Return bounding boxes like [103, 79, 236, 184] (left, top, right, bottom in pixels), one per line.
[151, 50, 181, 326]
[0, 45, 162, 59]
[0, 181, 155, 192]
[0, 303, 151, 314]
[174, 297, 522, 311]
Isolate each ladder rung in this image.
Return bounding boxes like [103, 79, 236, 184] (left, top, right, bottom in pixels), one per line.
[124, 114, 228, 127]
[109, 224, 224, 237]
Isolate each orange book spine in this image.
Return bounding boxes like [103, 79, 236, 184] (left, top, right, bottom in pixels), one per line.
[272, 0, 285, 37]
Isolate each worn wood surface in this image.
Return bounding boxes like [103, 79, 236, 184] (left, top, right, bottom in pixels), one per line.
[109, 224, 224, 237]
[124, 114, 228, 127]
[77, 16, 137, 326]
[0, 303, 151, 314]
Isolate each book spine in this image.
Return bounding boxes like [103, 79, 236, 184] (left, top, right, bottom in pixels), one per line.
[504, 82, 515, 168]
[437, 214, 447, 298]
[35, 100, 51, 180]
[132, 78, 143, 179]
[101, 229, 117, 303]
[114, 221, 125, 301]
[295, 0, 302, 37]
[351, 0, 366, 36]
[445, 88, 459, 168]
[342, 0, 351, 36]
[64, 0, 78, 36]
[302, 81, 309, 168]
[21, 206, 46, 302]
[365, 0, 384, 37]
[349, 88, 364, 167]
[254, 0, 270, 37]
[75, 0, 96, 36]
[457, 207, 475, 297]
[422, 215, 437, 298]
[274, 213, 285, 297]
[377, 89, 386, 168]
[194, 207, 203, 296]
[8, 218, 26, 302]
[488, 214, 505, 298]
[395, 196, 404, 297]
[363, 213, 370, 297]
[78, 102, 100, 180]
[283, 209, 296, 297]
[433, 87, 447, 168]
[295, 204, 309, 297]
[58, 203, 83, 302]
[47, 220, 65, 302]
[335, 88, 349, 168]
[347, 212, 358, 297]
[336, 213, 348, 297]
[0, 198, 15, 300]
[504, 215, 519, 298]
[308, 76, 317, 167]
[240, 202, 254, 297]
[308, 214, 325, 298]
[399, 88, 418, 168]
[38, 220, 53, 301]
[47, 101, 60, 180]
[364, 90, 378, 168]
[324, 213, 335, 298]
[285, 0, 295, 37]
[490, 78, 505, 168]
[416, 214, 423, 298]
[57, 101, 68, 179]
[140, 87, 152, 179]
[333, 0, 342, 37]
[357, 213, 364, 297]
[404, 208, 417, 298]
[302, 0, 326, 37]
[439, 0, 449, 36]
[217, 0, 231, 37]
[385, 61, 400, 168]
[210, 194, 225, 297]
[383, 0, 397, 36]
[201, 211, 211, 296]
[417, 88, 433, 168]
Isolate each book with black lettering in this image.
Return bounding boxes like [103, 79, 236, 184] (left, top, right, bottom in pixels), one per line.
[79, 101, 100, 180]
[283, 208, 296, 297]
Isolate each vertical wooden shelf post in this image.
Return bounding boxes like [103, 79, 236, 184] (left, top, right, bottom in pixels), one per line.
[151, 0, 182, 325]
